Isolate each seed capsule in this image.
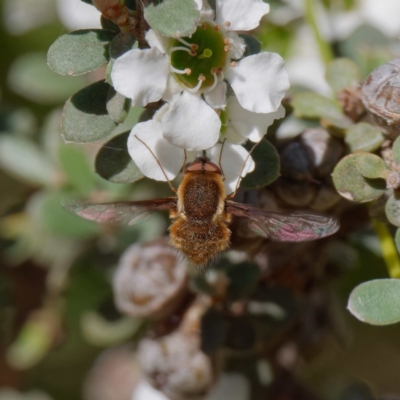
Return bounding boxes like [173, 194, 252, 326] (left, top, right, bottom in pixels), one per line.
[113, 239, 187, 319]
[360, 58, 400, 137]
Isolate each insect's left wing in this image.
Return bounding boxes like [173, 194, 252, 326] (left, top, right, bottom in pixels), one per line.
[62, 198, 177, 225]
[226, 200, 339, 241]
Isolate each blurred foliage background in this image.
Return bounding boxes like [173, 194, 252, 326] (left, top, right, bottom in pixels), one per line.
[1, 0, 400, 399]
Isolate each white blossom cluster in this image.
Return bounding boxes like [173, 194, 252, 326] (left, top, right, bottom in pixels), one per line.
[111, 0, 290, 191]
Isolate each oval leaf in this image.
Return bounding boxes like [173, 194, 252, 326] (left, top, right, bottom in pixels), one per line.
[95, 131, 144, 183]
[0, 135, 56, 186]
[333, 154, 386, 202]
[355, 153, 388, 179]
[292, 92, 344, 121]
[106, 87, 131, 123]
[48, 29, 117, 76]
[62, 80, 118, 143]
[144, 0, 200, 38]
[326, 57, 362, 93]
[348, 279, 400, 325]
[240, 140, 280, 189]
[345, 122, 384, 153]
[392, 136, 400, 167]
[109, 31, 137, 59]
[385, 194, 400, 227]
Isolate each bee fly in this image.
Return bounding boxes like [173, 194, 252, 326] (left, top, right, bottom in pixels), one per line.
[64, 150, 339, 266]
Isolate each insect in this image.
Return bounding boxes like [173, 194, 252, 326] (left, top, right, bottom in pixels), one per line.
[64, 153, 340, 266]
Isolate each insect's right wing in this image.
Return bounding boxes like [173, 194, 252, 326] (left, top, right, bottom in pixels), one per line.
[226, 200, 339, 241]
[62, 198, 177, 225]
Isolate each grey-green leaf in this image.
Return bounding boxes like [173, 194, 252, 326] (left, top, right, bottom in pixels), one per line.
[292, 92, 344, 121]
[8, 53, 86, 104]
[144, 0, 200, 38]
[385, 194, 400, 227]
[109, 31, 137, 59]
[106, 87, 131, 123]
[392, 136, 400, 166]
[48, 29, 117, 76]
[240, 140, 280, 190]
[0, 135, 56, 186]
[326, 57, 362, 93]
[396, 228, 400, 253]
[333, 154, 386, 202]
[62, 80, 118, 143]
[355, 153, 388, 179]
[95, 131, 144, 183]
[348, 279, 400, 325]
[345, 122, 384, 153]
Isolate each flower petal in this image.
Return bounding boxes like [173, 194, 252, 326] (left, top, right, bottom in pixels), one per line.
[162, 92, 221, 151]
[209, 143, 255, 193]
[162, 76, 182, 102]
[111, 48, 169, 107]
[145, 29, 169, 54]
[226, 31, 246, 60]
[134, 380, 169, 400]
[215, 0, 270, 31]
[221, 124, 246, 144]
[204, 81, 227, 109]
[128, 120, 184, 181]
[227, 52, 290, 113]
[227, 96, 285, 142]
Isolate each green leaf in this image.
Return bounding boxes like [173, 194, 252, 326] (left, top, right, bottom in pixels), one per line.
[348, 279, 400, 325]
[58, 145, 97, 195]
[385, 194, 400, 227]
[62, 80, 118, 143]
[345, 122, 384, 153]
[355, 153, 388, 179]
[38, 191, 100, 238]
[326, 57, 362, 93]
[392, 136, 400, 166]
[240, 34, 261, 57]
[333, 154, 386, 202]
[0, 135, 56, 186]
[240, 140, 280, 189]
[8, 53, 86, 104]
[109, 31, 136, 59]
[48, 29, 117, 76]
[95, 131, 144, 183]
[144, 0, 200, 38]
[292, 92, 344, 120]
[106, 87, 131, 123]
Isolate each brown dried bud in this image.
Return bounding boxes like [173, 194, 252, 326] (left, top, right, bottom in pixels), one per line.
[84, 346, 141, 400]
[337, 86, 365, 122]
[137, 331, 214, 400]
[386, 171, 400, 189]
[361, 58, 400, 137]
[93, 0, 136, 30]
[113, 239, 187, 320]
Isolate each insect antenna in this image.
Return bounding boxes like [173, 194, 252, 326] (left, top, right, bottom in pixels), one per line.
[227, 140, 262, 199]
[134, 135, 177, 193]
[218, 139, 227, 180]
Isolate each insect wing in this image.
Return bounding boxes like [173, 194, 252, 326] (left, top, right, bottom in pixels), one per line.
[62, 198, 176, 226]
[226, 201, 339, 241]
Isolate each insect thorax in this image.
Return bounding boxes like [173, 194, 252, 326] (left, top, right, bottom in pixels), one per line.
[177, 171, 226, 223]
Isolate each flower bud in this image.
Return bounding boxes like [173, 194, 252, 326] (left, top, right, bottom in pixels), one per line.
[137, 331, 214, 400]
[386, 171, 400, 189]
[84, 346, 141, 400]
[361, 58, 400, 137]
[113, 239, 187, 320]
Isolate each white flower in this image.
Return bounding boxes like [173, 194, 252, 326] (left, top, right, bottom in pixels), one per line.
[223, 96, 286, 144]
[127, 119, 255, 193]
[111, 0, 289, 151]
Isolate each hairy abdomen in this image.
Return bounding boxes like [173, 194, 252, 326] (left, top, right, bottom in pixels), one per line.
[169, 218, 230, 265]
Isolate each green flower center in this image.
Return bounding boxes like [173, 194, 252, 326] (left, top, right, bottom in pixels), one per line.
[170, 22, 228, 92]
